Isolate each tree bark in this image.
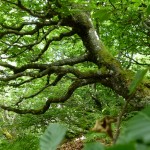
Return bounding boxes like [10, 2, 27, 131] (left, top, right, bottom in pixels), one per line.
[0, 2, 150, 114]
[62, 12, 150, 101]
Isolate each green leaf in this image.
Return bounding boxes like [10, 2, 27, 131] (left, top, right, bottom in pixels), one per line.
[109, 0, 117, 2]
[107, 142, 136, 150]
[93, 9, 111, 21]
[40, 123, 67, 150]
[83, 142, 105, 150]
[129, 68, 148, 95]
[146, 5, 150, 15]
[135, 143, 150, 150]
[120, 106, 150, 144]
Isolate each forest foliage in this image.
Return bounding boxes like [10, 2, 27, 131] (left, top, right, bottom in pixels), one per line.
[0, 0, 150, 149]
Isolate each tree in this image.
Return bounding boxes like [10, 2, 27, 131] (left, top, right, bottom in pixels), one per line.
[0, 0, 150, 115]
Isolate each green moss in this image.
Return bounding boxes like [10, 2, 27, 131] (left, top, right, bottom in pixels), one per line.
[98, 47, 122, 73]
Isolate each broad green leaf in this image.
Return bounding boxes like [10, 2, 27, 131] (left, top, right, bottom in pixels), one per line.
[107, 142, 136, 150]
[120, 106, 150, 144]
[83, 142, 105, 150]
[135, 143, 150, 150]
[93, 9, 111, 21]
[40, 123, 67, 150]
[147, 5, 150, 15]
[131, 0, 141, 3]
[129, 68, 148, 95]
[109, 0, 117, 2]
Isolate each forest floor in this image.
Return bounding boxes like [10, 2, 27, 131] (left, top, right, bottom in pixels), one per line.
[58, 136, 112, 150]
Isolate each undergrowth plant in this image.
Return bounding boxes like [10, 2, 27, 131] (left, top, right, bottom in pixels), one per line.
[40, 68, 150, 150]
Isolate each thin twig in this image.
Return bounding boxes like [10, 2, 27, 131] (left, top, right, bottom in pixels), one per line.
[113, 98, 131, 144]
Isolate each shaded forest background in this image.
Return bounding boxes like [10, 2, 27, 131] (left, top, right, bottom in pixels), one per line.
[0, 0, 150, 149]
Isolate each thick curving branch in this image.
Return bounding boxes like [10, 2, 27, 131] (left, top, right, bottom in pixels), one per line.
[61, 10, 150, 100]
[0, 54, 88, 74]
[15, 73, 65, 105]
[0, 78, 100, 114]
[0, 1, 150, 115]
[0, 27, 41, 39]
[32, 30, 76, 62]
[2, 0, 49, 19]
